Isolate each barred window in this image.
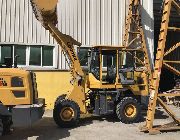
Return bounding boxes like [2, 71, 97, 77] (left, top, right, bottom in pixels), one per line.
[0, 44, 55, 67]
[29, 46, 41, 66]
[0, 45, 12, 64]
[15, 46, 26, 65]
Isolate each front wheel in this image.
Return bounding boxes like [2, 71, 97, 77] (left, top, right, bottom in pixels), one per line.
[116, 97, 142, 124]
[53, 99, 80, 128]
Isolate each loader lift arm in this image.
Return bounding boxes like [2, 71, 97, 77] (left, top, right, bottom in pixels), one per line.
[30, 0, 86, 113]
[30, 0, 84, 80]
[46, 23, 84, 80]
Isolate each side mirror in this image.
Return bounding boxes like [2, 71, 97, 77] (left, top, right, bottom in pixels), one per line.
[88, 49, 91, 57]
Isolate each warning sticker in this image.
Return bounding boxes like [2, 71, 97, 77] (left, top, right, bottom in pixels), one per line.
[0, 78, 7, 86]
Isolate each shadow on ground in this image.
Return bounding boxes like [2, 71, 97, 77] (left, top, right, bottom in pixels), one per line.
[79, 115, 119, 125]
[1, 117, 71, 140]
[0, 108, 171, 140]
[141, 108, 169, 120]
[154, 108, 169, 119]
[1, 115, 120, 140]
[1, 114, 139, 140]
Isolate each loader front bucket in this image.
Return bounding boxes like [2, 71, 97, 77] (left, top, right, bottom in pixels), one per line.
[30, 0, 58, 28]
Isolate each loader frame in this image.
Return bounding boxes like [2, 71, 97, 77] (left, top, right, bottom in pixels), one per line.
[140, 0, 180, 134]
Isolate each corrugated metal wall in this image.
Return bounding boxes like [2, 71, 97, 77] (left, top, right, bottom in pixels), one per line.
[57, 0, 126, 46]
[0, 0, 54, 44]
[0, 0, 154, 69]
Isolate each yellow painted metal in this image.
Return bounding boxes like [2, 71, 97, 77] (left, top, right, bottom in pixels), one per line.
[142, 0, 180, 133]
[122, 0, 152, 91]
[123, 0, 134, 47]
[31, 0, 149, 115]
[31, 0, 87, 113]
[67, 84, 86, 113]
[0, 68, 33, 105]
[163, 60, 180, 64]
[30, 0, 58, 28]
[32, 0, 58, 12]
[34, 71, 72, 109]
[158, 93, 180, 97]
[157, 97, 180, 124]
[111, 0, 149, 97]
[47, 23, 86, 113]
[129, 71, 149, 96]
[35, 70, 148, 109]
[168, 27, 180, 31]
[99, 48, 103, 86]
[87, 73, 101, 89]
[164, 42, 179, 56]
[87, 46, 149, 96]
[35, 71, 102, 110]
[145, 0, 173, 130]
[60, 107, 74, 121]
[116, 50, 120, 84]
[172, 0, 180, 13]
[163, 62, 180, 76]
[124, 104, 137, 118]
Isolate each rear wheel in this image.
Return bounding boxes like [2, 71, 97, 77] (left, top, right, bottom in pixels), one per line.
[53, 99, 80, 128]
[116, 97, 141, 124]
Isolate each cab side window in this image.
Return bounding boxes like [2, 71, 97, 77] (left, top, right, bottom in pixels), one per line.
[11, 77, 24, 87]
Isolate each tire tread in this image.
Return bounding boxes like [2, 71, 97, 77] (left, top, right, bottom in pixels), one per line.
[53, 99, 80, 128]
[116, 97, 141, 124]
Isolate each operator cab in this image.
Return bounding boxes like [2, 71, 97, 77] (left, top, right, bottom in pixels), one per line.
[88, 45, 147, 89]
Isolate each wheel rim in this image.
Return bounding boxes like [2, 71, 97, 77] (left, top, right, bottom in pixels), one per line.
[60, 107, 74, 121]
[124, 104, 137, 118]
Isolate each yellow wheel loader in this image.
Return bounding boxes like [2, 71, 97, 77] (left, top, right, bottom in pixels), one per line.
[0, 57, 45, 135]
[31, 0, 150, 128]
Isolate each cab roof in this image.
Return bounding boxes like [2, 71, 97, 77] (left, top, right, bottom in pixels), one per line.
[92, 45, 142, 51]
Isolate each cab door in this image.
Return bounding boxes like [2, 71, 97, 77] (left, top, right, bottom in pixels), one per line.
[101, 50, 117, 84]
[119, 51, 135, 85]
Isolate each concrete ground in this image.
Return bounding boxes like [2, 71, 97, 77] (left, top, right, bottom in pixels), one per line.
[1, 105, 180, 140]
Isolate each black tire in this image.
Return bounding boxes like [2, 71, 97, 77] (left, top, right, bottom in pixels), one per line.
[54, 95, 66, 107]
[116, 97, 142, 124]
[53, 99, 80, 128]
[2, 116, 12, 134]
[0, 119, 3, 136]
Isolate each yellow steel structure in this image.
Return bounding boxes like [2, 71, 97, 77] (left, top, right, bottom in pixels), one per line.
[34, 71, 73, 109]
[140, 0, 180, 134]
[123, 0, 152, 83]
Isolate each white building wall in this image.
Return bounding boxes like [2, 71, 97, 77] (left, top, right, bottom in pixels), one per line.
[0, 0, 154, 69]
